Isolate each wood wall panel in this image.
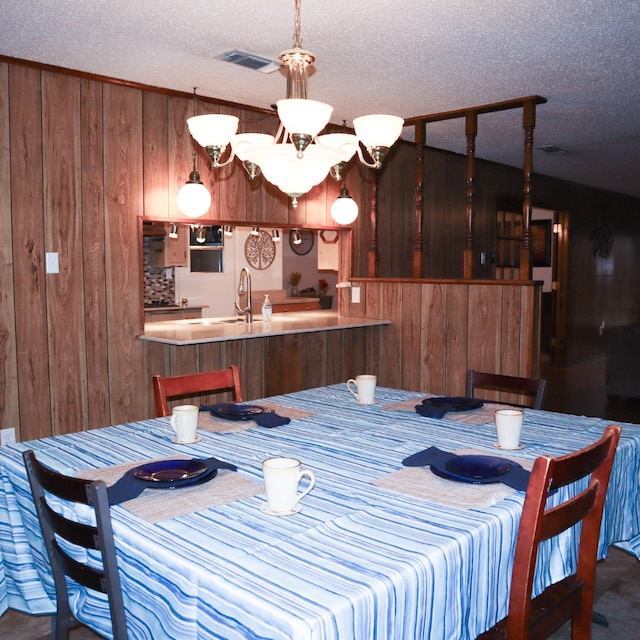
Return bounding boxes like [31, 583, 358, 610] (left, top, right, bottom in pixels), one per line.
[467, 284, 501, 374]
[80, 79, 111, 429]
[142, 92, 170, 218]
[143, 341, 166, 416]
[443, 284, 469, 395]
[9, 65, 52, 440]
[378, 282, 402, 388]
[304, 331, 327, 389]
[353, 279, 540, 396]
[42, 72, 88, 434]
[420, 283, 448, 394]
[0, 62, 19, 432]
[103, 83, 147, 425]
[499, 284, 522, 376]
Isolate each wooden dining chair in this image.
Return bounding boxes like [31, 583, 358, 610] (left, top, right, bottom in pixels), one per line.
[22, 450, 128, 640]
[466, 369, 547, 409]
[153, 364, 243, 417]
[477, 424, 621, 640]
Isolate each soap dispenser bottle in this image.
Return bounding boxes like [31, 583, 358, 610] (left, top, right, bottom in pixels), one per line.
[262, 294, 272, 321]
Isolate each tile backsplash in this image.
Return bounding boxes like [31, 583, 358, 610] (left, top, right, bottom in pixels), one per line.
[143, 237, 175, 305]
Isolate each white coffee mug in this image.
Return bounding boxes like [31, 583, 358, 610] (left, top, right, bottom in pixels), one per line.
[346, 374, 377, 404]
[262, 457, 315, 514]
[170, 404, 199, 443]
[495, 409, 524, 449]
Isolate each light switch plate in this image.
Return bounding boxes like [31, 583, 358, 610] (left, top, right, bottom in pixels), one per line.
[45, 252, 59, 274]
[352, 286, 361, 303]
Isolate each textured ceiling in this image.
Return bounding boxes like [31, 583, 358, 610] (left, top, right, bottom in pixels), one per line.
[1, 0, 639, 198]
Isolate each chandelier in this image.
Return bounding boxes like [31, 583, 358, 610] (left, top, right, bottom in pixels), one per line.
[176, 89, 212, 218]
[186, 0, 403, 221]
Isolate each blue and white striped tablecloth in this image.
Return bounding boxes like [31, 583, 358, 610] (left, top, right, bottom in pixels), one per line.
[1, 385, 639, 639]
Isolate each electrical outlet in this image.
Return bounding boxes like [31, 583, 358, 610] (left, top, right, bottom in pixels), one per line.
[351, 286, 361, 303]
[0, 428, 16, 446]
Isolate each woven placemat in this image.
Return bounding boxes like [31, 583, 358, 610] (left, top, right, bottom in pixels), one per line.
[382, 399, 515, 425]
[373, 448, 534, 510]
[198, 402, 316, 433]
[78, 457, 262, 524]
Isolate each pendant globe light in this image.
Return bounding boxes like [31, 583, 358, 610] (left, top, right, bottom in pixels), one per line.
[177, 89, 212, 218]
[186, 0, 404, 210]
[330, 185, 359, 225]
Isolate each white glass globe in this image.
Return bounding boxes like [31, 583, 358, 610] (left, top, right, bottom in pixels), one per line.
[331, 191, 359, 225]
[176, 181, 211, 218]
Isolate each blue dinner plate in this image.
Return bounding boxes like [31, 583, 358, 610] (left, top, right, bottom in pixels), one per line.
[209, 403, 266, 421]
[133, 459, 208, 483]
[430, 454, 519, 484]
[422, 397, 483, 411]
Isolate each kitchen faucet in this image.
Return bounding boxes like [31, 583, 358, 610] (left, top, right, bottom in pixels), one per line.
[235, 267, 252, 323]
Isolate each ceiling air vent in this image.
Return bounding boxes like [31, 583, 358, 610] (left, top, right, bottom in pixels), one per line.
[216, 50, 281, 74]
[534, 145, 568, 155]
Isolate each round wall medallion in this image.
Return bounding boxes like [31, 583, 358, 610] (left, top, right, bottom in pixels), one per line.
[244, 231, 276, 270]
[289, 229, 315, 255]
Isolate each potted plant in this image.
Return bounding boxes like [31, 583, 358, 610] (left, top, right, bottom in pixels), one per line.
[288, 271, 302, 296]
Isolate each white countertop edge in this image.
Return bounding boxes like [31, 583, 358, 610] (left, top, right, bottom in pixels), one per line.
[138, 311, 391, 346]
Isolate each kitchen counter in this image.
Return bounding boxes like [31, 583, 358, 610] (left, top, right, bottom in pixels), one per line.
[144, 305, 208, 322]
[144, 305, 208, 312]
[139, 310, 390, 345]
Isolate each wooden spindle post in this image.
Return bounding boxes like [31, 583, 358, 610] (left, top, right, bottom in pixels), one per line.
[367, 170, 379, 277]
[464, 111, 477, 279]
[520, 99, 537, 279]
[413, 121, 425, 278]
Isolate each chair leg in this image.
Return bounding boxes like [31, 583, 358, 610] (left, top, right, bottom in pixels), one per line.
[52, 612, 74, 640]
[592, 610, 608, 627]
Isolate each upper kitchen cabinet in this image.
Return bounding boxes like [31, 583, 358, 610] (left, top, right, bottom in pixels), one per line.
[145, 222, 188, 267]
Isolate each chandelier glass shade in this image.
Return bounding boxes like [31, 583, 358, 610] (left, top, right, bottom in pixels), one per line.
[185, 0, 403, 212]
[330, 186, 359, 225]
[176, 174, 212, 218]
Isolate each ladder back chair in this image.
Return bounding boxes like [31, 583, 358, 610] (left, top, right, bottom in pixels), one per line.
[153, 364, 242, 417]
[22, 450, 128, 640]
[477, 424, 621, 639]
[467, 369, 547, 409]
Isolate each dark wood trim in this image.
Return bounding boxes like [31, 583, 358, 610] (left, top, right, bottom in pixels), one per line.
[0, 54, 277, 117]
[404, 95, 547, 127]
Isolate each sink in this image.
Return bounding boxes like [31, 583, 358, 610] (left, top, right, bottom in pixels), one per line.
[183, 317, 247, 325]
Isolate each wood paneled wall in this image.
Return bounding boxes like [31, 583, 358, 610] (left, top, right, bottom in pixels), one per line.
[1, 56, 638, 442]
[0, 60, 352, 441]
[350, 139, 640, 365]
[343, 279, 542, 403]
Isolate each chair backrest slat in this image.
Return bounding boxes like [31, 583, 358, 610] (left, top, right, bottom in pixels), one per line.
[153, 365, 242, 417]
[466, 369, 547, 409]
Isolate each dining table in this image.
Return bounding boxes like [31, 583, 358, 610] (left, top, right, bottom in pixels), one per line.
[1, 384, 640, 640]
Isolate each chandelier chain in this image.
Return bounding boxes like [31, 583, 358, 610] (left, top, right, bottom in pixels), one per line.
[191, 88, 198, 169]
[293, 0, 302, 48]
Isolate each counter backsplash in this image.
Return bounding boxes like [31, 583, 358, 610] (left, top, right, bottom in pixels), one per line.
[143, 237, 176, 306]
